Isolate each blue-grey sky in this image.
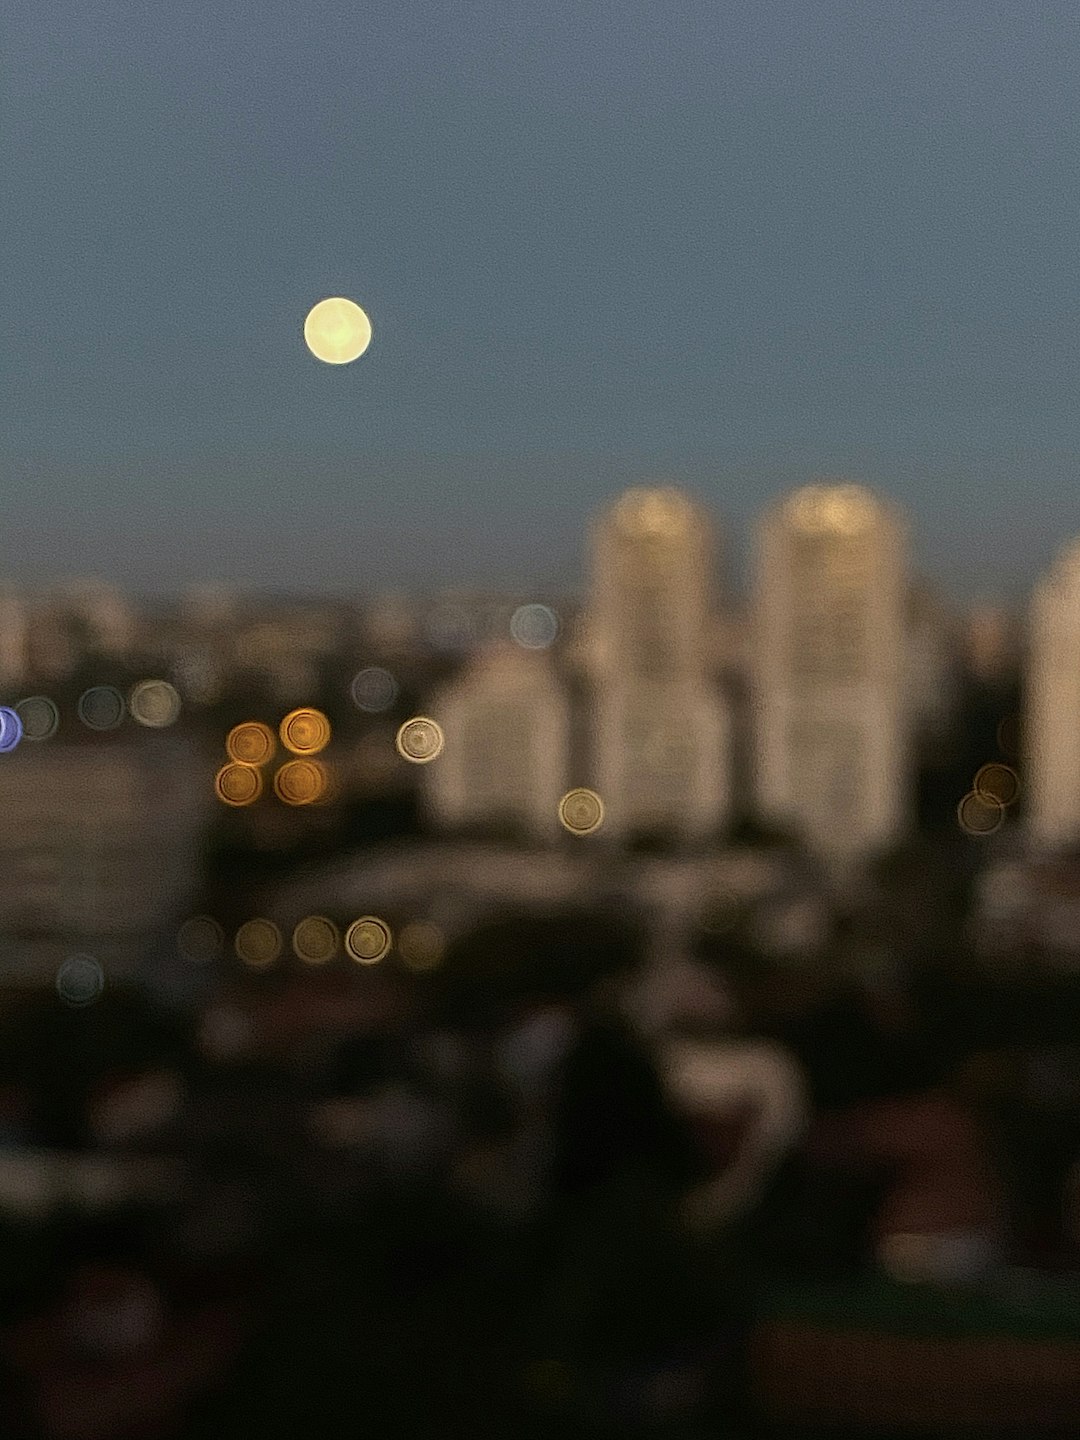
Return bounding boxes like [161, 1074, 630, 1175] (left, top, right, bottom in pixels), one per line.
[4, 0, 1080, 600]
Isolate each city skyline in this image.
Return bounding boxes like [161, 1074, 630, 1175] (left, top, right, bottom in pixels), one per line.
[0, 468, 1073, 619]
[6, 3, 1080, 598]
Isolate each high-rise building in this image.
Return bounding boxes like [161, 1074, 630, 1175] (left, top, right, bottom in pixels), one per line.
[422, 642, 570, 840]
[1027, 540, 1080, 850]
[584, 487, 731, 842]
[752, 483, 909, 867]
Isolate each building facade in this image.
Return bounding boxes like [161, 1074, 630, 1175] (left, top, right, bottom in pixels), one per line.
[752, 483, 909, 869]
[422, 643, 570, 840]
[1027, 540, 1080, 851]
[583, 487, 732, 842]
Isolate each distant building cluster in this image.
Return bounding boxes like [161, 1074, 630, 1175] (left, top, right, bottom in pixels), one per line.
[5, 478, 1080, 982]
[424, 483, 940, 868]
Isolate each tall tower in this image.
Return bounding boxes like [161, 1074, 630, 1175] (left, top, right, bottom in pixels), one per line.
[753, 483, 909, 868]
[585, 487, 731, 842]
[1027, 540, 1080, 850]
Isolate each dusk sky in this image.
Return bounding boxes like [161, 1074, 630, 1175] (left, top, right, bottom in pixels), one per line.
[4, 1, 1080, 600]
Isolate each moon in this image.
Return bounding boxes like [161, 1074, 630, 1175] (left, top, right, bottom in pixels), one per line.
[303, 296, 373, 365]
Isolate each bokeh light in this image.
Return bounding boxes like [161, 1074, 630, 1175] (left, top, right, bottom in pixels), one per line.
[558, 787, 605, 835]
[344, 916, 392, 965]
[303, 297, 373, 365]
[15, 695, 59, 741]
[56, 955, 105, 1008]
[292, 915, 341, 965]
[234, 918, 283, 969]
[397, 921, 446, 972]
[349, 667, 399, 713]
[77, 686, 125, 732]
[395, 716, 445, 764]
[177, 916, 225, 964]
[0, 706, 23, 753]
[129, 679, 182, 728]
[215, 762, 263, 807]
[973, 762, 1021, 808]
[957, 790, 1005, 836]
[510, 603, 560, 650]
[226, 721, 276, 767]
[273, 759, 328, 806]
[280, 707, 331, 756]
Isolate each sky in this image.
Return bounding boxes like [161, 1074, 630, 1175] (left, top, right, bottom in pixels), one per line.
[4, 0, 1080, 601]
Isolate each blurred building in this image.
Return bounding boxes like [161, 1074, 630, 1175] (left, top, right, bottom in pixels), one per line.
[25, 580, 137, 681]
[973, 851, 1080, 970]
[53, 579, 137, 660]
[180, 582, 240, 630]
[251, 839, 812, 968]
[583, 487, 732, 843]
[752, 483, 910, 869]
[0, 589, 28, 693]
[0, 738, 211, 985]
[422, 643, 569, 839]
[422, 591, 510, 655]
[233, 609, 341, 704]
[1027, 540, 1080, 850]
[363, 590, 422, 655]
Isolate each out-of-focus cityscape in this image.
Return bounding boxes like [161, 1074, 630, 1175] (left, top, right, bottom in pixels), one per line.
[4, 481, 1080, 1438]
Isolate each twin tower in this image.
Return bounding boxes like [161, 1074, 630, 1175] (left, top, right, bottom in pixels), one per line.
[423, 483, 909, 867]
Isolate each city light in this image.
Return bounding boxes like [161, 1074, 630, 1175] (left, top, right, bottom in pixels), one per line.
[14, 695, 59, 741]
[349, 667, 399, 713]
[292, 915, 341, 965]
[0, 706, 23, 753]
[558, 788, 605, 835]
[303, 297, 372, 365]
[510, 603, 560, 650]
[344, 916, 392, 964]
[973, 763, 1020, 808]
[215, 762, 263, 807]
[234, 918, 283, 968]
[273, 759, 328, 805]
[226, 722, 277, 767]
[56, 954, 105, 1007]
[77, 686, 125, 731]
[128, 679, 182, 728]
[957, 790, 1005, 836]
[280, 707, 331, 756]
[396, 716, 445, 764]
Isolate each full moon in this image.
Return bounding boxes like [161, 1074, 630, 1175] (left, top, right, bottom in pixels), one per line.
[303, 296, 373, 364]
